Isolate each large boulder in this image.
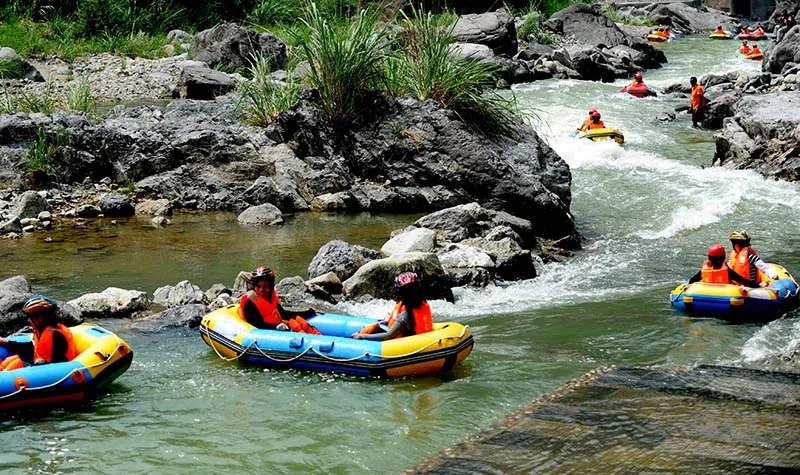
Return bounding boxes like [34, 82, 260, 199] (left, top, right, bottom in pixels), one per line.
[0, 47, 43, 81]
[189, 22, 288, 72]
[713, 91, 800, 181]
[451, 12, 518, 57]
[307, 240, 382, 281]
[342, 252, 453, 302]
[765, 25, 800, 74]
[544, 3, 666, 70]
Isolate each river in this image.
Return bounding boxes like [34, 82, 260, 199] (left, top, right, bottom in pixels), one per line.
[1, 37, 799, 474]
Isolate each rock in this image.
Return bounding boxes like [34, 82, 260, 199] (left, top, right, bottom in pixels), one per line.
[452, 12, 518, 57]
[307, 240, 382, 281]
[0, 47, 44, 81]
[67, 287, 150, 318]
[135, 198, 173, 216]
[381, 227, 438, 256]
[178, 64, 236, 100]
[766, 25, 800, 73]
[9, 191, 49, 219]
[189, 22, 288, 72]
[133, 303, 208, 330]
[713, 90, 800, 180]
[342, 252, 453, 302]
[99, 192, 135, 217]
[237, 203, 284, 226]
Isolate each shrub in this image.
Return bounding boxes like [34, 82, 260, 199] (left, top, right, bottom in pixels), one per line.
[238, 54, 299, 126]
[291, 3, 395, 124]
[395, 6, 523, 140]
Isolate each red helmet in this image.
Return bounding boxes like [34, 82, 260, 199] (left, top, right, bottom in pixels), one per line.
[590, 111, 601, 119]
[707, 244, 726, 258]
[251, 266, 275, 285]
[634, 73, 643, 80]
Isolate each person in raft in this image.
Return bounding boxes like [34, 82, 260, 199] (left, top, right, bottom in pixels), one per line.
[239, 266, 320, 334]
[352, 271, 433, 341]
[688, 244, 764, 286]
[749, 44, 762, 56]
[738, 40, 751, 54]
[712, 25, 727, 35]
[687, 76, 707, 128]
[728, 231, 779, 283]
[577, 109, 605, 132]
[0, 295, 77, 371]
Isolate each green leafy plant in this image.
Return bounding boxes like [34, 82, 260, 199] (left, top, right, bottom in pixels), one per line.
[24, 126, 70, 184]
[395, 5, 523, 140]
[291, 3, 395, 124]
[238, 54, 299, 126]
[62, 78, 97, 114]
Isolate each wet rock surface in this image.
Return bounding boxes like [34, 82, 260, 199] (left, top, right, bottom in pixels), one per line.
[404, 365, 800, 474]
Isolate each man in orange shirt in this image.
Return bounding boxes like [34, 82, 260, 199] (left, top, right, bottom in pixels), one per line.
[688, 76, 706, 128]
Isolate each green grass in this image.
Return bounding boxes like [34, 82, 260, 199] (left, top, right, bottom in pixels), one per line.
[291, 3, 395, 124]
[25, 126, 70, 182]
[394, 5, 523, 139]
[238, 54, 299, 126]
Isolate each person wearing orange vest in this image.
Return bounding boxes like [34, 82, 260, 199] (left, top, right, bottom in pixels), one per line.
[738, 41, 751, 54]
[0, 295, 77, 371]
[586, 110, 605, 130]
[688, 244, 761, 286]
[688, 76, 707, 128]
[728, 231, 779, 283]
[352, 271, 434, 341]
[713, 26, 727, 35]
[577, 108, 599, 132]
[749, 44, 762, 56]
[238, 266, 320, 333]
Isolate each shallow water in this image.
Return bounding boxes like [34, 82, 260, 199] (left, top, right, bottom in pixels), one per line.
[1, 37, 799, 474]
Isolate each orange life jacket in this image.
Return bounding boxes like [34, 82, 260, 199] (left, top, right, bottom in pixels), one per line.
[754, 28, 765, 35]
[587, 120, 606, 130]
[579, 117, 593, 132]
[239, 290, 282, 325]
[713, 29, 726, 35]
[700, 261, 730, 284]
[287, 316, 322, 335]
[750, 47, 761, 54]
[729, 247, 759, 282]
[33, 323, 77, 363]
[386, 301, 433, 339]
[739, 45, 751, 54]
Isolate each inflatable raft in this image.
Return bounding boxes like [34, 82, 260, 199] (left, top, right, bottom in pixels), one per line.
[200, 305, 474, 377]
[670, 264, 800, 322]
[619, 84, 657, 98]
[709, 31, 733, 39]
[744, 52, 764, 61]
[581, 127, 624, 144]
[646, 33, 667, 42]
[0, 324, 133, 412]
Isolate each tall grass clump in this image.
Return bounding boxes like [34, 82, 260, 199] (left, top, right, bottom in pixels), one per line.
[25, 126, 70, 184]
[62, 78, 97, 114]
[292, 3, 395, 124]
[238, 54, 299, 126]
[396, 6, 522, 140]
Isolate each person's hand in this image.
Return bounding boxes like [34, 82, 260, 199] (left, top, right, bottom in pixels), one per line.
[770, 274, 779, 281]
[759, 281, 769, 288]
[34, 358, 46, 365]
[276, 322, 289, 331]
[351, 333, 362, 339]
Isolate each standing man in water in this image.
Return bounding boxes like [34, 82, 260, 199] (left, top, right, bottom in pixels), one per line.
[687, 76, 706, 128]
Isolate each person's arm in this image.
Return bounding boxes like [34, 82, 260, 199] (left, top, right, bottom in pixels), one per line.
[0, 337, 34, 360]
[750, 254, 779, 279]
[242, 300, 287, 329]
[688, 271, 702, 284]
[728, 268, 759, 287]
[353, 311, 411, 341]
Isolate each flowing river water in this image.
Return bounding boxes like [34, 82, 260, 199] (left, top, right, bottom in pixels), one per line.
[2, 37, 799, 474]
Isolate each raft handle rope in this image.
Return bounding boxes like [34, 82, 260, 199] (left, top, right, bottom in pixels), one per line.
[243, 325, 471, 364]
[670, 284, 689, 303]
[0, 334, 126, 400]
